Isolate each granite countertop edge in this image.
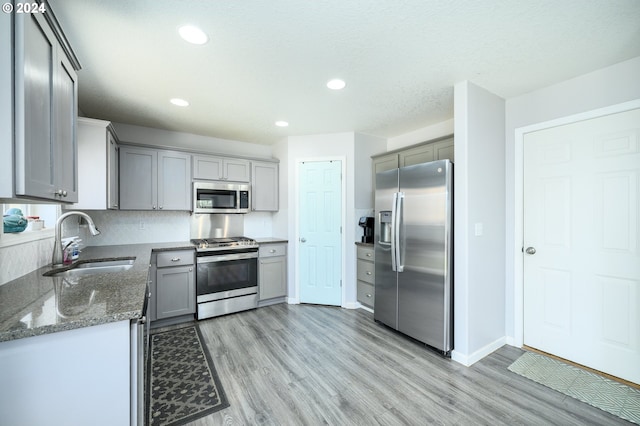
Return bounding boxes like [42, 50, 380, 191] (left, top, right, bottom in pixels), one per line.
[355, 241, 374, 247]
[254, 237, 289, 244]
[0, 241, 194, 344]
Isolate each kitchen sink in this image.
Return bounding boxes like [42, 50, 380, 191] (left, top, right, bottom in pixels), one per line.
[44, 257, 135, 278]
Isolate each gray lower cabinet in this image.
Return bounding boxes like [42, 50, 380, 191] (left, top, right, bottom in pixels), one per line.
[356, 244, 375, 309]
[258, 244, 287, 301]
[5, 11, 80, 203]
[151, 250, 196, 321]
[119, 146, 191, 210]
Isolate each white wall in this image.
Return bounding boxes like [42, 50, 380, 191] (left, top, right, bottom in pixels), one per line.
[453, 81, 506, 366]
[387, 119, 454, 151]
[281, 133, 358, 307]
[504, 56, 640, 341]
[112, 122, 273, 159]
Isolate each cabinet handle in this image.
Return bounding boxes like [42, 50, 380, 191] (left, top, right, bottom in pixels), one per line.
[189, 268, 192, 272]
[269, 249, 276, 253]
[366, 271, 372, 275]
[366, 253, 372, 257]
[159, 206, 163, 209]
[366, 293, 372, 298]
[171, 257, 181, 262]
[62, 190, 68, 197]
[152, 205, 156, 210]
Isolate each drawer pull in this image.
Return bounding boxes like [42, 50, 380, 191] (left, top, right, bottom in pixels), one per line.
[366, 253, 372, 257]
[366, 293, 372, 298]
[171, 257, 181, 262]
[269, 249, 276, 253]
[366, 271, 372, 275]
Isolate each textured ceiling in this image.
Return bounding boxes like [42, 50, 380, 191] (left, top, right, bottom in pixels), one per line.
[50, 0, 640, 145]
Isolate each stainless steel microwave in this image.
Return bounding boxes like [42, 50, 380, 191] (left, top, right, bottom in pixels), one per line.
[193, 181, 250, 214]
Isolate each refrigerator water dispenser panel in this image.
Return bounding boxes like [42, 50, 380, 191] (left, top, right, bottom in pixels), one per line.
[378, 211, 392, 244]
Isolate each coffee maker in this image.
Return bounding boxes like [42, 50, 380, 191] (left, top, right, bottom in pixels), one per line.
[358, 216, 374, 243]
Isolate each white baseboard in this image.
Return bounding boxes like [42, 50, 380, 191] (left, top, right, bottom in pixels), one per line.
[287, 297, 300, 305]
[358, 305, 373, 314]
[342, 302, 360, 309]
[451, 336, 507, 367]
[505, 335, 518, 347]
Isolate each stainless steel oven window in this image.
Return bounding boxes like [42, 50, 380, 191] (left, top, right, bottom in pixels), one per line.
[196, 253, 258, 295]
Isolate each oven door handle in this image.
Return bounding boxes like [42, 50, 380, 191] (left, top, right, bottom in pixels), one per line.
[197, 252, 258, 263]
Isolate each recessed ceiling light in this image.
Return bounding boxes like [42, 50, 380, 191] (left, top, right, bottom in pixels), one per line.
[327, 79, 346, 90]
[178, 25, 208, 45]
[170, 98, 189, 107]
[275, 121, 289, 127]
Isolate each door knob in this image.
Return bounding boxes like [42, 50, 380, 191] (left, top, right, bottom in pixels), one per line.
[300, 237, 306, 243]
[525, 247, 536, 255]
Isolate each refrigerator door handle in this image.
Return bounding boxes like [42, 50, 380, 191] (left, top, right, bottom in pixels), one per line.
[396, 192, 404, 272]
[391, 192, 398, 272]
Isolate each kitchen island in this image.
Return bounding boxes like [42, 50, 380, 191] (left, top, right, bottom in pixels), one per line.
[0, 242, 193, 426]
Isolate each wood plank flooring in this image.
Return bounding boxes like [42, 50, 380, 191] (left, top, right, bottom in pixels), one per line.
[188, 304, 629, 425]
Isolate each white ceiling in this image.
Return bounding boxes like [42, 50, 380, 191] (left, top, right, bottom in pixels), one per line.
[50, 0, 640, 145]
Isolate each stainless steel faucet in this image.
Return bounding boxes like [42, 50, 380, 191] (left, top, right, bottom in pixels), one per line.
[52, 211, 101, 266]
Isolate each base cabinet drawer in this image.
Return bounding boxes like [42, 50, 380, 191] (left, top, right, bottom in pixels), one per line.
[357, 281, 375, 308]
[356, 259, 375, 284]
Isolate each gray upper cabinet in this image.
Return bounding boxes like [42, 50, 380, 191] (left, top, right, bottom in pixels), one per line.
[158, 151, 191, 210]
[71, 118, 119, 210]
[120, 146, 191, 211]
[399, 144, 434, 167]
[193, 155, 250, 182]
[371, 136, 454, 189]
[120, 146, 157, 210]
[107, 130, 119, 209]
[251, 161, 279, 211]
[8, 11, 80, 203]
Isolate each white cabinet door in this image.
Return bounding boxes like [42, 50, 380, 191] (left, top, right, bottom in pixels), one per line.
[524, 107, 640, 384]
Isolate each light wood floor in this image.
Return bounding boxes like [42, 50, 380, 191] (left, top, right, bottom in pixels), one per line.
[190, 304, 629, 425]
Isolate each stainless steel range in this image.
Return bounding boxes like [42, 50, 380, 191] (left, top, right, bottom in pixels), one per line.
[192, 236, 259, 320]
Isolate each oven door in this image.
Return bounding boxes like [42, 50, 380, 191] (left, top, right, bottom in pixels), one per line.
[196, 251, 258, 302]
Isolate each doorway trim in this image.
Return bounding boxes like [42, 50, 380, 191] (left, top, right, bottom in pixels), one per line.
[512, 99, 640, 347]
[293, 157, 347, 307]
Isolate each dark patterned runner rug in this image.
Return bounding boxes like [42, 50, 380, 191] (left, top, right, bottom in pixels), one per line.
[147, 325, 229, 425]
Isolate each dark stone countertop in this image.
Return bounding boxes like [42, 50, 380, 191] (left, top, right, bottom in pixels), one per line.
[355, 241, 374, 247]
[254, 237, 288, 244]
[0, 242, 194, 343]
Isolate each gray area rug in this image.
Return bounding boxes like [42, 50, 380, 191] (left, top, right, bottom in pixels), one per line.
[509, 351, 640, 424]
[147, 325, 229, 426]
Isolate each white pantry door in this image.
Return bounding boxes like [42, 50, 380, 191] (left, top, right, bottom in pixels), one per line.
[523, 108, 640, 384]
[298, 160, 342, 306]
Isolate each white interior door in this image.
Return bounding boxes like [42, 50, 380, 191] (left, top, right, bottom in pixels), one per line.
[298, 160, 342, 306]
[523, 108, 640, 384]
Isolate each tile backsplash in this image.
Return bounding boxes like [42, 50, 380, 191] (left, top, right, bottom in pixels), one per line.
[75, 210, 191, 246]
[1, 209, 277, 285]
[0, 237, 53, 285]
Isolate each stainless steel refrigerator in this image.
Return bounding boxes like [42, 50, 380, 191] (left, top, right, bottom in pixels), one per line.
[374, 159, 453, 356]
